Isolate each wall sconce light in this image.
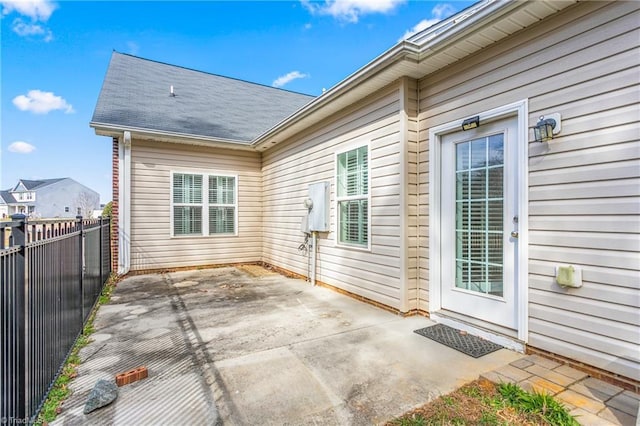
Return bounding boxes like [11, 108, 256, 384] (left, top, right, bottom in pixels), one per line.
[534, 113, 562, 142]
[462, 116, 480, 131]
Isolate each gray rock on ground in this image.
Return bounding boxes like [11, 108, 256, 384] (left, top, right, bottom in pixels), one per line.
[83, 379, 118, 414]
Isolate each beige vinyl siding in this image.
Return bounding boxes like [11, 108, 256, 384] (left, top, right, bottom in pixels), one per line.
[417, 1, 639, 379]
[262, 83, 409, 310]
[130, 140, 262, 271]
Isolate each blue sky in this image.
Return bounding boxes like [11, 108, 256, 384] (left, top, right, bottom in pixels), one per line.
[1, 0, 474, 204]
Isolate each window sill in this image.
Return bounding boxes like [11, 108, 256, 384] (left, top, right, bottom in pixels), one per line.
[170, 233, 238, 239]
[335, 242, 371, 252]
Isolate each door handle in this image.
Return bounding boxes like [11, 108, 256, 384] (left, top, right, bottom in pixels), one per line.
[510, 231, 519, 238]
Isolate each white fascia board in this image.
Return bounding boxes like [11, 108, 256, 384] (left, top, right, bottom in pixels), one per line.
[406, 0, 492, 44]
[251, 0, 520, 149]
[90, 122, 255, 151]
[410, 0, 511, 50]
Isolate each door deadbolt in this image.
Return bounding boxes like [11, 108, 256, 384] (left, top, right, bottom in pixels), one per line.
[510, 231, 519, 238]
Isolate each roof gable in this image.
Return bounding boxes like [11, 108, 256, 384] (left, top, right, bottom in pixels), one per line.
[13, 182, 28, 192]
[91, 52, 315, 143]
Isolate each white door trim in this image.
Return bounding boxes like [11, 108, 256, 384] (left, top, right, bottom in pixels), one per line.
[428, 99, 529, 343]
[441, 118, 518, 328]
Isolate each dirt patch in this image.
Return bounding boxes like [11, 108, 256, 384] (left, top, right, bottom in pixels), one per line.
[238, 264, 278, 277]
[386, 379, 550, 425]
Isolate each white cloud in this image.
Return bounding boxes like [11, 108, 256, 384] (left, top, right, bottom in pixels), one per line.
[11, 18, 43, 35]
[12, 17, 43, 34]
[272, 71, 309, 88]
[8, 141, 37, 154]
[400, 3, 457, 40]
[1, 0, 56, 41]
[126, 41, 139, 55]
[302, 0, 404, 23]
[1, 0, 56, 21]
[400, 18, 439, 41]
[13, 90, 74, 114]
[432, 3, 456, 20]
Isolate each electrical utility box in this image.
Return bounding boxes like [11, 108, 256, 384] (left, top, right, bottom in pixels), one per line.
[308, 181, 330, 232]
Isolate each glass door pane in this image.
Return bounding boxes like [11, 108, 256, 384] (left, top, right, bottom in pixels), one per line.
[454, 134, 504, 297]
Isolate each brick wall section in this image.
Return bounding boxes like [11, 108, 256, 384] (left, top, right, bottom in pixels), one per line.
[111, 137, 119, 272]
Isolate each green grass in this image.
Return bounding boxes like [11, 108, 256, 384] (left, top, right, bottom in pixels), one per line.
[497, 382, 579, 426]
[392, 416, 427, 426]
[36, 273, 119, 425]
[388, 379, 579, 426]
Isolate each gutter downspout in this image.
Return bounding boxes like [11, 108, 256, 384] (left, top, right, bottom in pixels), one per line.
[118, 130, 131, 274]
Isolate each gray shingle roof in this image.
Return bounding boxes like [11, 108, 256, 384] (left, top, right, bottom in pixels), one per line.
[92, 52, 315, 143]
[17, 178, 65, 191]
[0, 191, 16, 204]
[2, 179, 65, 204]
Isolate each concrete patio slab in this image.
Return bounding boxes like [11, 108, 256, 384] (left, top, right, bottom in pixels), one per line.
[53, 266, 523, 425]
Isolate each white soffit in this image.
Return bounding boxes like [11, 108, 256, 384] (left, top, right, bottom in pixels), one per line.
[413, 0, 577, 76]
[254, 0, 577, 149]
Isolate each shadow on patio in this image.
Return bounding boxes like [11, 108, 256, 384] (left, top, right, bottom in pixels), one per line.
[52, 265, 522, 425]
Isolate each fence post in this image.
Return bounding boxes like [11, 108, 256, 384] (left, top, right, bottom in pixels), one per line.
[106, 217, 112, 277]
[99, 216, 104, 286]
[10, 214, 27, 420]
[77, 216, 85, 323]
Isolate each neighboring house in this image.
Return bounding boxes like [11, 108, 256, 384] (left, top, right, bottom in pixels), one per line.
[0, 192, 9, 218]
[92, 1, 639, 388]
[93, 203, 107, 219]
[1, 178, 100, 219]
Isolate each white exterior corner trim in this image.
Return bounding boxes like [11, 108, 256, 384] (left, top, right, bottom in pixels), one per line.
[398, 79, 409, 313]
[428, 99, 529, 344]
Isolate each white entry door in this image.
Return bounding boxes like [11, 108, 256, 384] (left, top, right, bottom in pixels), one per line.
[440, 117, 519, 329]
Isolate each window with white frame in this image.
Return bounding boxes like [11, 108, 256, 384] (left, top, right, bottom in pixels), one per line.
[336, 145, 369, 247]
[209, 176, 235, 234]
[172, 172, 237, 236]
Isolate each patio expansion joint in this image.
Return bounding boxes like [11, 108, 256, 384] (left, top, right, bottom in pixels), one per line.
[212, 318, 406, 362]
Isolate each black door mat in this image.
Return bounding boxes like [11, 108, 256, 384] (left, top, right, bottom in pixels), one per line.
[414, 323, 503, 358]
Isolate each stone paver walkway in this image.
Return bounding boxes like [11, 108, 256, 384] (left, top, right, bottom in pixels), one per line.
[481, 354, 639, 426]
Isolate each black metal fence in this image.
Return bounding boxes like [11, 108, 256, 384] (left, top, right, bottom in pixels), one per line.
[1, 214, 111, 423]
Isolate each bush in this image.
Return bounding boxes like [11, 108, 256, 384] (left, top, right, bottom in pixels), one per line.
[102, 201, 113, 217]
